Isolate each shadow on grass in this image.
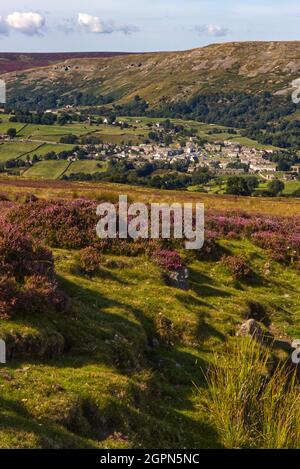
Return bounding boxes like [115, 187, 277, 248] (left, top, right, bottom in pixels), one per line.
[188, 267, 232, 298]
[0, 396, 94, 448]
[197, 318, 226, 343]
[2, 274, 223, 449]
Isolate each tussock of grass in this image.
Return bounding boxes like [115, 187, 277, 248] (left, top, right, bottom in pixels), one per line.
[204, 338, 300, 448]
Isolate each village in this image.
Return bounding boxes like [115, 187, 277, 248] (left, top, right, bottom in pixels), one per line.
[1, 112, 300, 186]
[66, 137, 300, 181]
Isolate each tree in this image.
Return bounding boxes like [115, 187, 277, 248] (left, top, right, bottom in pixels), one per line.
[267, 179, 285, 196]
[7, 128, 17, 139]
[58, 114, 70, 126]
[226, 176, 258, 196]
[163, 134, 173, 145]
[60, 134, 79, 144]
[246, 176, 259, 194]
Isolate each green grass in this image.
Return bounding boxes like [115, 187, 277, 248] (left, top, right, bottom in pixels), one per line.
[225, 136, 278, 150]
[0, 236, 299, 448]
[17, 123, 93, 143]
[22, 159, 108, 180]
[204, 339, 300, 448]
[0, 117, 27, 134]
[64, 160, 107, 176]
[22, 160, 71, 179]
[0, 142, 42, 163]
[21, 143, 75, 161]
[283, 181, 300, 195]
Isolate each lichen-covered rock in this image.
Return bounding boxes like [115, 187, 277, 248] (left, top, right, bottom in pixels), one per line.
[236, 319, 264, 343]
[165, 267, 189, 290]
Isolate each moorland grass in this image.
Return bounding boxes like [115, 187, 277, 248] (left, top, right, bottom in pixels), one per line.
[0, 237, 299, 448]
[204, 339, 300, 448]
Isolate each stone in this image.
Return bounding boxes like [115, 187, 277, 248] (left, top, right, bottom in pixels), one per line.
[236, 319, 264, 343]
[165, 267, 189, 290]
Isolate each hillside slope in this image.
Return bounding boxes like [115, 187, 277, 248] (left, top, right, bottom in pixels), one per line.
[3, 42, 300, 107]
[0, 52, 133, 74]
[0, 193, 300, 449]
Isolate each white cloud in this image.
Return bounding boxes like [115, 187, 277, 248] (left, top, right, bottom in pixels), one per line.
[77, 13, 139, 35]
[6, 12, 46, 36]
[195, 24, 230, 37]
[78, 13, 114, 33]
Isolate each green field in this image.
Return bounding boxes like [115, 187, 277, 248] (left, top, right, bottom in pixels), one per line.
[22, 160, 71, 179]
[22, 143, 76, 160]
[0, 142, 42, 163]
[18, 123, 92, 142]
[0, 114, 27, 134]
[282, 180, 300, 195]
[64, 160, 107, 176]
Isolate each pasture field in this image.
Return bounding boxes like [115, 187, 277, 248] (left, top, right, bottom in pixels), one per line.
[0, 142, 42, 163]
[21, 160, 70, 179]
[17, 123, 92, 142]
[0, 122, 27, 134]
[282, 180, 300, 195]
[21, 143, 76, 160]
[64, 160, 107, 176]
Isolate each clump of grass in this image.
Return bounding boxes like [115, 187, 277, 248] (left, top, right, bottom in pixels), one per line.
[203, 338, 300, 448]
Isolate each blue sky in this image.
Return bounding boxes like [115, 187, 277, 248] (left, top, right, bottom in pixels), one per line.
[0, 0, 300, 52]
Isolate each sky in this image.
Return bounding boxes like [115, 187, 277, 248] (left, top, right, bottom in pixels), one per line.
[0, 0, 300, 52]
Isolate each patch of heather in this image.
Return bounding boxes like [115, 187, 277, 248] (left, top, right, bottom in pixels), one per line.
[7, 199, 99, 248]
[154, 250, 185, 272]
[206, 211, 300, 237]
[220, 255, 252, 281]
[0, 201, 15, 225]
[252, 231, 300, 263]
[0, 223, 67, 318]
[79, 247, 102, 275]
[2, 200, 300, 264]
[206, 211, 300, 263]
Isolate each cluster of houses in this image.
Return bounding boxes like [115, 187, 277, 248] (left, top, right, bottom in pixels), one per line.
[1, 116, 300, 180]
[80, 138, 300, 180]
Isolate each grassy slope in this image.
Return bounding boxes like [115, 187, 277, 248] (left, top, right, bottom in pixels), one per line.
[0, 234, 299, 448]
[0, 52, 133, 74]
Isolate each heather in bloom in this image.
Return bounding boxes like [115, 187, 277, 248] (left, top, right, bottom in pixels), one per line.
[7, 199, 99, 249]
[153, 249, 185, 272]
[79, 246, 102, 275]
[0, 224, 67, 318]
[2, 200, 300, 267]
[220, 255, 252, 281]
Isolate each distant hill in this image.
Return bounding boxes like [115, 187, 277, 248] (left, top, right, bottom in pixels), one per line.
[2, 42, 300, 121]
[0, 52, 134, 74]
